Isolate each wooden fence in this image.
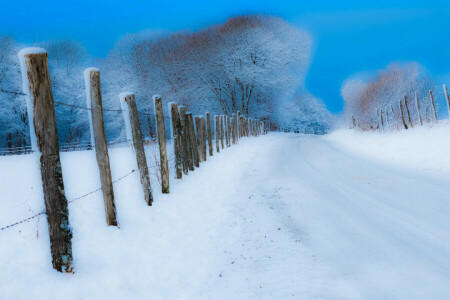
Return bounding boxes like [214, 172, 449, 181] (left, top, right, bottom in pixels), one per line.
[6, 48, 269, 273]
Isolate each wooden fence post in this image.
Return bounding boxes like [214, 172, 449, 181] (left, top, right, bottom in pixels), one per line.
[415, 92, 423, 126]
[444, 84, 450, 120]
[237, 111, 241, 140]
[232, 113, 236, 144]
[404, 96, 414, 128]
[120, 92, 153, 205]
[206, 113, 213, 157]
[429, 90, 438, 123]
[202, 117, 207, 159]
[179, 106, 191, 173]
[195, 116, 204, 162]
[153, 95, 170, 193]
[84, 68, 117, 226]
[169, 103, 183, 179]
[186, 112, 199, 168]
[220, 115, 225, 149]
[226, 116, 230, 147]
[19, 48, 73, 273]
[215, 115, 220, 153]
[399, 100, 408, 129]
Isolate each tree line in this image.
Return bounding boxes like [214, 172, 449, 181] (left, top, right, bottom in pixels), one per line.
[0, 15, 332, 151]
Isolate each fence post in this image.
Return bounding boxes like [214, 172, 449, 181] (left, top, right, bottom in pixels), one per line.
[179, 106, 191, 173]
[237, 111, 241, 140]
[84, 68, 118, 226]
[120, 92, 153, 205]
[19, 48, 73, 273]
[206, 113, 213, 157]
[404, 96, 413, 128]
[220, 115, 225, 149]
[429, 90, 438, 123]
[399, 100, 408, 129]
[215, 115, 220, 153]
[153, 95, 170, 194]
[169, 103, 183, 179]
[231, 114, 236, 144]
[186, 113, 199, 168]
[415, 92, 423, 126]
[195, 116, 204, 162]
[444, 84, 450, 120]
[202, 117, 207, 159]
[225, 116, 230, 147]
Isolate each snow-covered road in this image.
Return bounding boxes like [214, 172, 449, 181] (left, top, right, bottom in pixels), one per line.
[1, 133, 449, 299]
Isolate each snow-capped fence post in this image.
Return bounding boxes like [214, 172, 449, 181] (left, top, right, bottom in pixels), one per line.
[120, 93, 153, 205]
[206, 113, 213, 157]
[202, 117, 207, 159]
[399, 100, 408, 129]
[179, 106, 191, 173]
[169, 103, 183, 179]
[215, 115, 220, 153]
[153, 95, 170, 193]
[429, 90, 438, 123]
[186, 112, 200, 168]
[415, 92, 423, 126]
[195, 116, 204, 162]
[84, 68, 117, 226]
[220, 116, 225, 149]
[443, 84, 450, 120]
[19, 48, 73, 273]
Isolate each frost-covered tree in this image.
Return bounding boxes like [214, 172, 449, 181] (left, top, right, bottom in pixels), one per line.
[276, 89, 332, 134]
[342, 62, 438, 131]
[0, 36, 28, 150]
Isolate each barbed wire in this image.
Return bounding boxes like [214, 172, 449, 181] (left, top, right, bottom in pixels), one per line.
[0, 89, 26, 96]
[0, 169, 136, 232]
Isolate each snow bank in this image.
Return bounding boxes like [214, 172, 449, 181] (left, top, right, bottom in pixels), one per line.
[326, 122, 450, 174]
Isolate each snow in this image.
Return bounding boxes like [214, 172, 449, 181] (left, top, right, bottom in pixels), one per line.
[1, 131, 450, 298]
[327, 122, 450, 174]
[83, 68, 100, 148]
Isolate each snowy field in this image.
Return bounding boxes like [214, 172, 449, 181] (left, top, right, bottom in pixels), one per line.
[1, 130, 450, 299]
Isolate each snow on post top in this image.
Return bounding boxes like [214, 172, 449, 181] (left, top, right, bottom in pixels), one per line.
[152, 94, 162, 101]
[119, 92, 134, 100]
[83, 67, 100, 79]
[18, 47, 47, 58]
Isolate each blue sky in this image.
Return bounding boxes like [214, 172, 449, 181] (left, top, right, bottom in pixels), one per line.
[1, 0, 449, 112]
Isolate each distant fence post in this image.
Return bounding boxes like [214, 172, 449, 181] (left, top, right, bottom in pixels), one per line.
[415, 92, 423, 126]
[231, 113, 236, 144]
[169, 103, 183, 179]
[179, 106, 191, 173]
[220, 115, 225, 149]
[19, 48, 73, 273]
[399, 100, 408, 129]
[186, 112, 199, 168]
[444, 84, 450, 120]
[237, 111, 241, 140]
[429, 90, 438, 123]
[84, 68, 117, 226]
[206, 113, 213, 157]
[215, 115, 220, 153]
[120, 92, 153, 205]
[225, 116, 230, 147]
[404, 96, 413, 128]
[153, 95, 170, 193]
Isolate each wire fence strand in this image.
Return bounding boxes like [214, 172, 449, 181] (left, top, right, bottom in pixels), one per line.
[0, 169, 136, 232]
